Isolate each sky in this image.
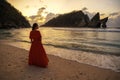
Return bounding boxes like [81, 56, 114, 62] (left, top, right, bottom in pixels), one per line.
[7, 0, 120, 26]
[7, 0, 120, 16]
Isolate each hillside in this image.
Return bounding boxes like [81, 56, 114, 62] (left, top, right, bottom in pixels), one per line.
[0, 0, 30, 29]
[42, 10, 108, 28]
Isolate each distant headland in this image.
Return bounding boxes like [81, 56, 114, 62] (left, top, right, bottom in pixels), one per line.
[0, 0, 108, 29]
[42, 11, 108, 28]
[0, 0, 30, 29]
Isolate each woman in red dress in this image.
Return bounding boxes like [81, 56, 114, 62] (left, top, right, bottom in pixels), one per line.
[29, 23, 49, 67]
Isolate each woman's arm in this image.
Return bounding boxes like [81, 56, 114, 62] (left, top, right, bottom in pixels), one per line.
[29, 31, 33, 43]
[37, 31, 42, 41]
[30, 38, 33, 43]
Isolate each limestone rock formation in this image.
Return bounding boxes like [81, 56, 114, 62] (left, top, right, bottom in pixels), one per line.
[100, 17, 108, 28]
[88, 13, 101, 28]
[42, 11, 108, 28]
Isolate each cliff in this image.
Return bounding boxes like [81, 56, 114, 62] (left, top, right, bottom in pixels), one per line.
[0, 0, 30, 29]
[42, 11, 108, 28]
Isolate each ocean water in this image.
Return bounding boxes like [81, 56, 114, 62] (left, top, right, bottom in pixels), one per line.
[0, 27, 120, 72]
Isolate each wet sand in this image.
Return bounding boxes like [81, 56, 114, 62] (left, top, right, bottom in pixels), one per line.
[0, 43, 120, 80]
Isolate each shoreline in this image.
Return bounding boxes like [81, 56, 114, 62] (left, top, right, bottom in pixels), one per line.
[1, 40, 120, 72]
[0, 43, 120, 80]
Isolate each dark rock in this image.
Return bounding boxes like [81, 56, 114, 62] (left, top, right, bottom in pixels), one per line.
[88, 12, 101, 28]
[42, 11, 108, 28]
[0, 0, 31, 29]
[100, 17, 108, 28]
[91, 12, 100, 22]
[101, 17, 108, 23]
[84, 14, 90, 25]
[102, 23, 107, 28]
[42, 10, 85, 27]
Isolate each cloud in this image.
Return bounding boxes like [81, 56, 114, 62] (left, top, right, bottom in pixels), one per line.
[81, 8, 120, 27]
[81, 7, 96, 19]
[107, 11, 120, 27]
[107, 14, 120, 27]
[81, 10, 120, 27]
[45, 13, 59, 23]
[28, 7, 47, 25]
[100, 13, 105, 16]
[29, 15, 38, 20]
[37, 7, 46, 15]
[82, 7, 88, 11]
[85, 11, 120, 27]
[27, 6, 59, 25]
[25, 5, 29, 8]
[83, 11, 96, 19]
[28, 7, 120, 27]
[39, 0, 44, 2]
[109, 12, 120, 17]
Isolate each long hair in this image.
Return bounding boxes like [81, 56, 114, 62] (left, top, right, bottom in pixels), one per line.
[32, 23, 38, 30]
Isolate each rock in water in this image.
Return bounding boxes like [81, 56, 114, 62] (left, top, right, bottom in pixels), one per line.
[88, 12, 101, 28]
[100, 17, 108, 28]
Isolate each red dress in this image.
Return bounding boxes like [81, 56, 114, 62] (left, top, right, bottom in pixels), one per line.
[29, 30, 49, 67]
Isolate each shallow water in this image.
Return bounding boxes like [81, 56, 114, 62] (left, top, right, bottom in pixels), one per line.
[0, 27, 120, 55]
[0, 27, 120, 72]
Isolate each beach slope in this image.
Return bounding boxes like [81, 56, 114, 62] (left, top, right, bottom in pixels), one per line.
[0, 43, 120, 80]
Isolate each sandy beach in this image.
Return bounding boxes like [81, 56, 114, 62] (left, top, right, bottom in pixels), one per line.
[0, 43, 120, 80]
